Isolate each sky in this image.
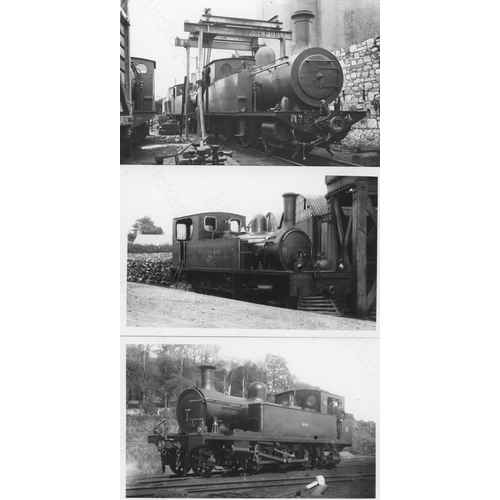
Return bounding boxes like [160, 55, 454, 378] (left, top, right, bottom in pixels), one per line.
[128, 0, 260, 99]
[143, 337, 380, 423]
[121, 165, 358, 240]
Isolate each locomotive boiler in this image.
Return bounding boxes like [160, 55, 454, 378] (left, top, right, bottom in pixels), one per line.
[148, 365, 353, 476]
[170, 192, 350, 314]
[165, 10, 366, 159]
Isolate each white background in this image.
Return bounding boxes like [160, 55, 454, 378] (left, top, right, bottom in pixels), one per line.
[2, 1, 498, 499]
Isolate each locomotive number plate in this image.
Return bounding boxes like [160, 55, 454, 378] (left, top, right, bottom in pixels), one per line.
[301, 423, 309, 427]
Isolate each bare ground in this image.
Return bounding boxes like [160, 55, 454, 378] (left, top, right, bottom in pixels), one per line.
[127, 283, 375, 330]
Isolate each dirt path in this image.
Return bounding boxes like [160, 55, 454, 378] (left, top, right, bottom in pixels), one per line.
[127, 283, 376, 330]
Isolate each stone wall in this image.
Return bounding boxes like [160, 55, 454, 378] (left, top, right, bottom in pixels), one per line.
[334, 36, 380, 149]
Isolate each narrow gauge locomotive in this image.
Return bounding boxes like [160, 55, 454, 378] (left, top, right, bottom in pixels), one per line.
[120, 1, 156, 158]
[148, 365, 353, 476]
[166, 10, 366, 159]
[171, 192, 350, 314]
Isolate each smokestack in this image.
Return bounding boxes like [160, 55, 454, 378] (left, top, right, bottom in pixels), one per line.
[282, 192, 298, 230]
[200, 365, 216, 390]
[291, 10, 315, 53]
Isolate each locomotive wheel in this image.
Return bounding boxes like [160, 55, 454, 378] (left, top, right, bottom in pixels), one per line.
[299, 450, 311, 470]
[239, 120, 255, 148]
[170, 462, 190, 476]
[220, 120, 232, 141]
[224, 464, 241, 472]
[191, 447, 215, 477]
[247, 460, 264, 472]
[261, 136, 276, 155]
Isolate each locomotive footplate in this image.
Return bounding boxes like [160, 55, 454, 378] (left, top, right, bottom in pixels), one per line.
[179, 267, 351, 313]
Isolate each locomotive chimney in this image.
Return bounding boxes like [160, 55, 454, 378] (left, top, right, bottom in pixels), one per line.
[200, 365, 216, 391]
[282, 192, 298, 230]
[291, 10, 315, 53]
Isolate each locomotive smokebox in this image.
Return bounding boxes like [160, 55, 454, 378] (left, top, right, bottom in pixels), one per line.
[200, 365, 216, 390]
[282, 192, 298, 229]
[291, 10, 315, 53]
[252, 10, 343, 109]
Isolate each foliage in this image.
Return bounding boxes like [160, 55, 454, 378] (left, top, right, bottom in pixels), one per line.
[126, 413, 178, 476]
[127, 244, 173, 253]
[126, 345, 304, 410]
[129, 216, 164, 242]
[264, 354, 297, 394]
[350, 420, 376, 455]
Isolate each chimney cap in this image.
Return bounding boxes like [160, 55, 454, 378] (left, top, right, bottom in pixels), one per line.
[291, 10, 315, 21]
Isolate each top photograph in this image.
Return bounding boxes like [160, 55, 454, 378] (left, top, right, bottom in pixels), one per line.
[120, 0, 380, 166]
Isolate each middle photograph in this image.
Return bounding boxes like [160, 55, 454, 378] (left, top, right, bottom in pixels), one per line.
[122, 166, 378, 332]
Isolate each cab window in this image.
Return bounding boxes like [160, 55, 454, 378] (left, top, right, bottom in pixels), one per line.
[229, 218, 241, 232]
[204, 216, 217, 232]
[176, 218, 193, 241]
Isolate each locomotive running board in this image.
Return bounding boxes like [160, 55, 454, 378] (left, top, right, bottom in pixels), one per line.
[298, 295, 345, 316]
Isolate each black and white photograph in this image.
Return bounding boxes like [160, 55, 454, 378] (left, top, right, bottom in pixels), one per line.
[122, 166, 378, 331]
[120, 0, 380, 498]
[123, 337, 379, 497]
[120, 0, 380, 167]
[7, 2, 500, 500]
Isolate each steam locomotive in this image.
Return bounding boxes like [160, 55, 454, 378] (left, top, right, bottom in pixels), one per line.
[171, 192, 350, 315]
[120, 1, 156, 159]
[148, 365, 353, 476]
[166, 10, 366, 159]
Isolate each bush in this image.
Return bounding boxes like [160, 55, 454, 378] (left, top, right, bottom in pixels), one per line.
[128, 243, 173, 254]
[126, 413, 178, 476]
[349, 420, 376, 455]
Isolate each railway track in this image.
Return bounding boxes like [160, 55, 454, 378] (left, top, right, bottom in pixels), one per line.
[127, 458, 375, 497]
[127, 467, 375, 498]
[213, 137, 362, 168]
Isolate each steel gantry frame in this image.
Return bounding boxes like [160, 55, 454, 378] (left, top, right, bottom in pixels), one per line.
[174, 10, 292, 141]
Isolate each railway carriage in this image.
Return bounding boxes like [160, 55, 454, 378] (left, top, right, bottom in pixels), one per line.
[149, 365, 353, 476]
[120, 1, 156, 158]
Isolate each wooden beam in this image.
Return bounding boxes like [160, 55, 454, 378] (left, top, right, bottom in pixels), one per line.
[325, 176, 378, 196]
[351, 180, 369, 316]
[366, 195, 377, 224]
[176, 36, 257, 52]
[200, 14, 283, 29]
[328, 195, 340, 270]
[184, 22, 292, 40]
[184, 45, 190, 139]
[366, 279, 377, 310]
[343, 206, 352, 272]
[197, 30, 206, 140]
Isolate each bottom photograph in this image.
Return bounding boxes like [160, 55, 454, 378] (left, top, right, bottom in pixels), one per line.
[122, 337, 379, 498]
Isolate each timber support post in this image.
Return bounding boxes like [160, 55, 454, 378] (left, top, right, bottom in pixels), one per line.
[351, 180, 369, 316]
[184, 44, 190, 139]
[197, 30, 206, 141]
[325, 176, 378, 319]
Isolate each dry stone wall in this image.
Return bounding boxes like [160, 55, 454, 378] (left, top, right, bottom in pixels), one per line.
[127, 253, 172, 285]
[334, 36, 380, 149]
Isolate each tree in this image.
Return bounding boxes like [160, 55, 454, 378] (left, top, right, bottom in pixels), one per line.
[263, 354, 297, 394]
[131, 216, 164, 238]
